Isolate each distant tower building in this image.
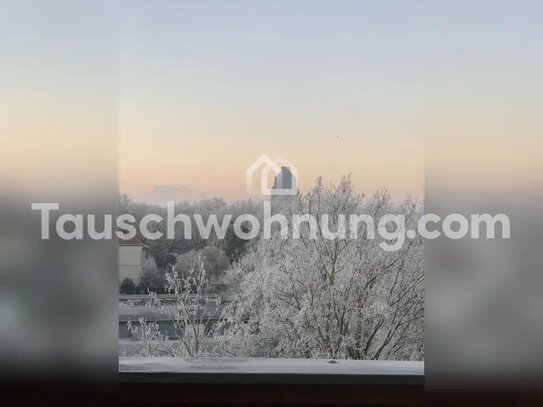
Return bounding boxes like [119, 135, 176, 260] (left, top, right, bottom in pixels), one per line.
[271, 166, 298, 208]
[272, 166, 296, 193]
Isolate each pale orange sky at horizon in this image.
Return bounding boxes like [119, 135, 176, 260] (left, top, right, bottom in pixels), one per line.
[119, 143, 424, 204]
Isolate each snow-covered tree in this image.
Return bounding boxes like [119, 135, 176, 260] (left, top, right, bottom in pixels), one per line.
[175, 246, 230, 286]
[128, 255, 221, 357]
[216, 176, 423, 360]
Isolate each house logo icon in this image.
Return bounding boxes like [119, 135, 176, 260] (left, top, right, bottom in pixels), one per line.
[246, 154, 298, 196]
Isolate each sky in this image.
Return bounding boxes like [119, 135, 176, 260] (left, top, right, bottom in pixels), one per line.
[2, 1, 541, 204]
[119, 1, 425, 203]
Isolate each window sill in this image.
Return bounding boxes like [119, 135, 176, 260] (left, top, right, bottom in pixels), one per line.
[120, 357, 423, 385]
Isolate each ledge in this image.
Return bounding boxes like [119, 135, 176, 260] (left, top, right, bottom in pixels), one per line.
[119, 357, 424, 385]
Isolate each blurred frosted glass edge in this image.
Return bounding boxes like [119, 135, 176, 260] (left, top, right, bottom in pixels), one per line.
[0, 0, 119, 398]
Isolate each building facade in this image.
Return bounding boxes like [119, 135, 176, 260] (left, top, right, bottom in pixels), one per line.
[119, 238, 144, 283]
